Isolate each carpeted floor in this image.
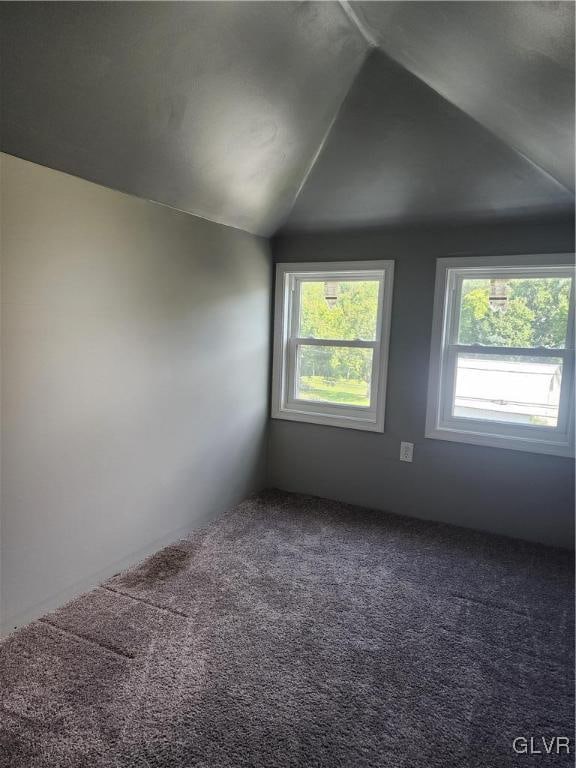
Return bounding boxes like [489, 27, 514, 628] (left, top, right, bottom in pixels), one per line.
[0, 490, 573, 767]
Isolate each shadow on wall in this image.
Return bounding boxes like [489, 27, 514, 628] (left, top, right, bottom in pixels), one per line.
[0, 153, 272, 633]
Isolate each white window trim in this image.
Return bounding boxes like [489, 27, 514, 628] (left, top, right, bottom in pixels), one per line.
[425, 253, 575, 457]
[271, 260, 394, 432]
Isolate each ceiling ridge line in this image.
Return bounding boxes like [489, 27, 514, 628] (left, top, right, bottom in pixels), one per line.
[338, 1, 379, 48]
[393, 60, 576, 196]
[346, 0, 576, 197]
[274, 43, 375, 235]
[369, 46, 575, 200]
[281, 46, 573, 233]
[347, 3, 574, 196]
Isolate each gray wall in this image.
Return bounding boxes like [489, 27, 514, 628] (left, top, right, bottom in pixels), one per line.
[0, 154, 271, 633]
[269, 216, 575, 548]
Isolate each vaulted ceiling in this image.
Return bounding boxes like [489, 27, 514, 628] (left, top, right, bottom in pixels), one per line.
[0, 2, 367, 235]
[350, 0, 575, 191]
[1, 1, 573, 236]
[284, 48, 572, 232]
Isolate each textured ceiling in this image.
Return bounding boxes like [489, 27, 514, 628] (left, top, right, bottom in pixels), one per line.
[0, 1, 573, 236]
[0, 2, 367, 236]
[283, 49, 574, 232]
[350, 0, 575, 191]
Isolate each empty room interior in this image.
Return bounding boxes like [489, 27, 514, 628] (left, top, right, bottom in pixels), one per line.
[0, 2, 575, 766]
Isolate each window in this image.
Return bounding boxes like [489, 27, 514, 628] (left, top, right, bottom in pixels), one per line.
[271, 261, 394, 431]
[426, 255, 575, 456]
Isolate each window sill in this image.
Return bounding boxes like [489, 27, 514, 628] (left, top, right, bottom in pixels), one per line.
[272, 405, 384, 432]
[425, 424, 574, 457]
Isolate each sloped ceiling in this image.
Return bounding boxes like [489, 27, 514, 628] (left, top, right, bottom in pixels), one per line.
[1, 1, 573, 236]
[0, 2, 367, 236]
[283, 49, 573, 232]
[350, 0, 575, 191]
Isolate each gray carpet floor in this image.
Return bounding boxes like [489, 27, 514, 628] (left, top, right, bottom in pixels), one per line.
[0, 490, 573, 767]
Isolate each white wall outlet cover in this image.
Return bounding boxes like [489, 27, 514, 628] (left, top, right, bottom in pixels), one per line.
[400, 441, 414, 462]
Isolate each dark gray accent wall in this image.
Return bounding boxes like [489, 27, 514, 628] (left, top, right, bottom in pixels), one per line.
[1, 154, 271, 633]
[269, 216, 575, 548]
[0, 2, 367, 236]
[283, 50, 573, 232]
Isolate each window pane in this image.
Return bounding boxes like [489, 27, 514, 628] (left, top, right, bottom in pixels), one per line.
[299, 280, 380, 341]
[457, 277, 571, 348]
[453, 353, 563, 427]
[296, 345, 373, 407]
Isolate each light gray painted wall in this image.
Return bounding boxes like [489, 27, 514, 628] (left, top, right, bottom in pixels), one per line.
[269, 216, 575, 548]
[0, 154, 271, 633]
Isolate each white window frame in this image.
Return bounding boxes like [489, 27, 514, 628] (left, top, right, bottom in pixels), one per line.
[425, 254, 575, 457]
[271, 261, 394, 432]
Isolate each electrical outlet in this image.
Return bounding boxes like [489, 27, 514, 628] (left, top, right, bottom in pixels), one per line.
[400, 441, 414, 462]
